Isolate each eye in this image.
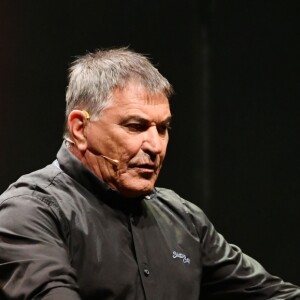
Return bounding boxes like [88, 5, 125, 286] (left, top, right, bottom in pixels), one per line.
[125, 123, 148, 132]
[157, 123, 171, 135]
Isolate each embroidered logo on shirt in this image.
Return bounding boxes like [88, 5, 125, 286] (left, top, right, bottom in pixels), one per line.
[172, 251, 191, 264]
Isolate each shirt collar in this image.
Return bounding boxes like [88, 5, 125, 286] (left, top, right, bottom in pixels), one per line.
[56, 142, 156, 210]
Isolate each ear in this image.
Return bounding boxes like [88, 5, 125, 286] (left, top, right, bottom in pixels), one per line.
[68, 110, 89, 151]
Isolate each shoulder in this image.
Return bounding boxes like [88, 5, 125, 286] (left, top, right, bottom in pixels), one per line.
[0, 163, 67, 234]
[154, 187, 208, 220]
[153, 187, 213, 237]
[0, 162, 63, 204]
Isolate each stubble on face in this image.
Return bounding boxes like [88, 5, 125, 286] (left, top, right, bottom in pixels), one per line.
[84, 81, 171, 198]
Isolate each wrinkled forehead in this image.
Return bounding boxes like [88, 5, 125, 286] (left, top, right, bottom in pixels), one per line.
[96, 83, 170, 123]
[112, 79, 170, 104]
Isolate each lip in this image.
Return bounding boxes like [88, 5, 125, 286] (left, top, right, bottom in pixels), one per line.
[129, 164, 157, 173]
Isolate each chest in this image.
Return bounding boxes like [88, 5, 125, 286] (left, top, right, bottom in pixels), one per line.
[66, 200, 202, 300]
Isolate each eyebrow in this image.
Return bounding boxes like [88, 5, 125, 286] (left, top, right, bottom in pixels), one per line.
[120, 115, 172, 125]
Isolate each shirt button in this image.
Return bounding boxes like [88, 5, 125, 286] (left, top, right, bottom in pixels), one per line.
[143, 269, 150, 277]
[145, 195, 151, 200]
[130, 216, 136, 225]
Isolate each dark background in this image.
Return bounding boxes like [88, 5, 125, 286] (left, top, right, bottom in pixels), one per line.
[0, 0, 299, 285]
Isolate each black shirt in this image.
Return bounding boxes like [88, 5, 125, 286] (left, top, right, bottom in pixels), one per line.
[0, 143, 299, 299]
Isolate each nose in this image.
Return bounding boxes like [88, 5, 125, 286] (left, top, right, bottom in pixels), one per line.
[142, 125, 166, 155]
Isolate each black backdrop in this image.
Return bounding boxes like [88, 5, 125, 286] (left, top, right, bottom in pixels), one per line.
[0, 0, 299, 285]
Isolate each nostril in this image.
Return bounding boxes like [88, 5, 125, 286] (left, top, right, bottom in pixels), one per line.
[144, 151, 157, 162]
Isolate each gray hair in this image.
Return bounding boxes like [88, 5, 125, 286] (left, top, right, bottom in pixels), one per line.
[64, 47, 173, 137]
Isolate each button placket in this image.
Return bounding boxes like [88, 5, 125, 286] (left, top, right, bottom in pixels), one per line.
[128, 205, 155, 300]
[130, 215, 135, 224]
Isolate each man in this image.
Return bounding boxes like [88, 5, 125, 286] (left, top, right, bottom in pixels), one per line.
[0, 48, 299, 299]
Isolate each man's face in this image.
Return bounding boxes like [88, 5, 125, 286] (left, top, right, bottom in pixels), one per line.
[84, 81, 171, 198]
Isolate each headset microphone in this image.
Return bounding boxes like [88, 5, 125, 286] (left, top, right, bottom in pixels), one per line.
[100, 155, 119, 166]
[64, 138, 119, 166]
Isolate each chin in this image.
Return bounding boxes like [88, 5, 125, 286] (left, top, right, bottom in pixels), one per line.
[118, 181, 155, 198]
[114, 172, 158, 198]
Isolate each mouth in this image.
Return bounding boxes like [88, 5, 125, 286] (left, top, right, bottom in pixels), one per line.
[129, 164, 157, 173]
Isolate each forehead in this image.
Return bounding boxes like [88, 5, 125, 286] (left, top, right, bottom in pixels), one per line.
[102, 82, 171, 120]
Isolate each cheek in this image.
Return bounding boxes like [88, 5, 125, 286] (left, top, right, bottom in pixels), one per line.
[160, 139, 169, 157]
[163, 137, 169, 151]
[87, 127, 114, 156]
[94, 133, 140, 160]
[117, 139, 144, 159]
